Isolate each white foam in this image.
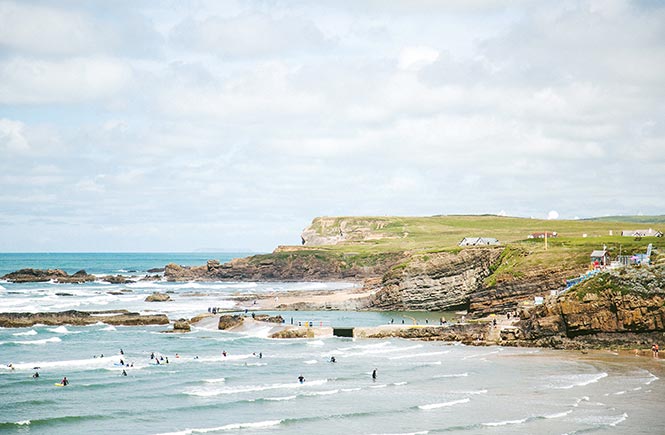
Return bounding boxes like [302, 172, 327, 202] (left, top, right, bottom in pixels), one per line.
[433, 372, 468, 378]
[12, 330, 37, 336]
[643, 372, 658, 385]
[48, 326, 70, 334]
[393, 382, 407, 386]
[184, 379, 327, 397]
[366, 432, 428, 435]
[203, 378, 225, 384]
[544, 410, 572, 419]
[609, 413, 628, 427]
[100, 325, 117, 331]
[482, 417, 527, 427]
[418, 398, 470, 410]
[369, 384, 387, 389]
[15, 420, 31, 425]
[306, 340, 325, 346]
[389, 351, 449, 360]
[153, 419, 282, 435]
[451, 389, 487, 395]
[554, 372, 608, 389]
[264, 395, 296, 401]
[14, 337, 61, 345]
[303, 389, 339, 396]
[341, 387, 361, 392]
[303, 360, 318, 364]
[462, 350, 500, 360]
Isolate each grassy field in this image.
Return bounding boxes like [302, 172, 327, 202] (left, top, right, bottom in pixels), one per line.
[295, 215, 664, 281]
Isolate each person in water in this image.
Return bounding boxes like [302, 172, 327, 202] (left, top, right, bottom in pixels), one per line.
[120, 359, 124, 366]
[298, 375, 305, 384]
[33, 372, 39, 378]
[372, 368, 377, 380]
[150, 352, 155, 360]
[330, 356, 336, 363]
[121, 370, 127, 376]
[120, 349, 124, 355]
[222, 350, 227, 357]
[61, 376, 69, 386]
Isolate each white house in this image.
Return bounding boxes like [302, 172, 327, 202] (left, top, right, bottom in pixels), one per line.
[459, 237, 500, 246]
[621, 229, 663, 237]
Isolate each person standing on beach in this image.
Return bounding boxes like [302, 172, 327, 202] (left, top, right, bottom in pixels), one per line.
[652, 343, 659, 357]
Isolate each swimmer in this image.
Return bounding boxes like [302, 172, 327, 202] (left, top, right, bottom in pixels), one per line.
[298, 375, 305, 384]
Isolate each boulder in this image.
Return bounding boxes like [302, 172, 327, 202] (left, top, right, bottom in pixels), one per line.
[173, 319, 191, 332]
[145, 292, 171, 302]
[218, 315, 244, 330]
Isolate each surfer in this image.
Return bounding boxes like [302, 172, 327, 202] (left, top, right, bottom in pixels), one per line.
[330, 356, 336, 363]
[121, 370, 127, 376]
[372, 368, 377, 381]
[120, 359, 124, 366]
[222, 350, 227, 357]
[61, 376, 69, 386]
[298, 375, 305, 384]
[259, 352, 263, 359]
[150, 352, 154, 360]
[120, 349, 124, 355]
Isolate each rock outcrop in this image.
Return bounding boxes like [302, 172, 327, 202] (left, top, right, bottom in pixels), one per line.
[218, 314, 244, 330]
[145, 292, 171, 302]
[515, 267, 665, 348]
[0, 310, 169, 327]
[300, 217, 399, 246]
[2, 269, 96, 284]
[173, 319, 191, 332]
[469, 267, 581, 316]
[369, 248, 502, 311]
[164, 251, 404, 282]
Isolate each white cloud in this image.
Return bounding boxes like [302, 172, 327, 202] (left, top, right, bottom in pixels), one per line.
[0, 57, 133, 104]
[398, 46, 440, 71]
[170, 12, 330, 57]
[0, 118, 29, 152]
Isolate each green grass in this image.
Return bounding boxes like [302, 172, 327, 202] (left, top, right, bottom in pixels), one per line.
[297, 215, 663, 282]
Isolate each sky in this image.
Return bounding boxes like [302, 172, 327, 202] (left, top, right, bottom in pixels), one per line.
[1, 0, 664, 252]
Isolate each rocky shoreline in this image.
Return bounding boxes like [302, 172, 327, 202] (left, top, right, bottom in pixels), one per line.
[0, 310, 170, 327]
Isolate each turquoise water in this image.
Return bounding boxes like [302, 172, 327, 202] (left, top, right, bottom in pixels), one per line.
[1, 253, 664, 434]
[0, 252, 252, 276]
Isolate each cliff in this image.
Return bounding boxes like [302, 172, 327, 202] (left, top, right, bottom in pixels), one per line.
[165, 251, 406, 282]
[369, 248, 502, 311]
[516, 266, 665, 347]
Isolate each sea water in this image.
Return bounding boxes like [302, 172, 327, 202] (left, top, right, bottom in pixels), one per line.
[1, 253, 664, 434]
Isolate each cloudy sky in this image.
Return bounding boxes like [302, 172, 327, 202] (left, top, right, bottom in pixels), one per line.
[1, 0, 664, 252]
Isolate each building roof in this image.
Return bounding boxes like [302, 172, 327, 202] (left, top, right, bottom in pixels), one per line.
[459, 237, 500, 246]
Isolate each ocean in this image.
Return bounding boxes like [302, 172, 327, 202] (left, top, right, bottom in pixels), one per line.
[1, 253, 664, 434]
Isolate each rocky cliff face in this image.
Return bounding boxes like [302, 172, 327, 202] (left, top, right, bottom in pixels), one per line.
[516, 267, 665, 347]
[469, 267, 579, 316]
[369, 248, 503, 311]
[300, 217, 399, 246]
[165, 252, 405, 282]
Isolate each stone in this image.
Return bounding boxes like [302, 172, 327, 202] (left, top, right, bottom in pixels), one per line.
[218, 315, 244, 330]
[145, 292, 171, 302]
[173, 319, 191, 331]
[0, 310, 169, 327]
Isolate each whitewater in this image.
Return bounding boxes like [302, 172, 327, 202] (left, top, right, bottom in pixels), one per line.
[1, 253, 664, 434]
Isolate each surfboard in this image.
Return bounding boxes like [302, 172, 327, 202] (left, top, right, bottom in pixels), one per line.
[54, 383, 64, 387]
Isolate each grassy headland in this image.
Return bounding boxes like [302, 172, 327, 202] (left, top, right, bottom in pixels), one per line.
[293, 215, 664, 283]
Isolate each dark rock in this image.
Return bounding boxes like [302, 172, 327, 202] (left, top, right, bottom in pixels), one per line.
[102, 275, 134, 284]
[218, 315, 243, 330]
[0, 310, 169, 327]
